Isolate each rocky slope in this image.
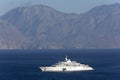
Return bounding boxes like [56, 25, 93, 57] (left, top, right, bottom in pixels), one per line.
[0, 3, 120, 49]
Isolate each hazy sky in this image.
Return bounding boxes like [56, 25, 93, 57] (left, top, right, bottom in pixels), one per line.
[0, 0, 120, 15]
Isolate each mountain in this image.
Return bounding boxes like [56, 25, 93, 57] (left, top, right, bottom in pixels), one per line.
[0, 20, 31, 49]
[0, 3, 120, 49]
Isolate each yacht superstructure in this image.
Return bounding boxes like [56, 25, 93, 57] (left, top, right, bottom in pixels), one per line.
[40, 56, 94, 72]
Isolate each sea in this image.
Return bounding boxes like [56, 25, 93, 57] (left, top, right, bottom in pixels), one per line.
[0, 49, 120, 80]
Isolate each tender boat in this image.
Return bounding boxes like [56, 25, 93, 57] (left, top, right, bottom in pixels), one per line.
[39, 56, 94, 72]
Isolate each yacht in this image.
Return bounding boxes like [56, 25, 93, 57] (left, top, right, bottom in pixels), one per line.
[39, 56, 94, 72]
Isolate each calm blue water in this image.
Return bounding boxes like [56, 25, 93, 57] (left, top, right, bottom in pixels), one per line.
[0, 49, 120, 80]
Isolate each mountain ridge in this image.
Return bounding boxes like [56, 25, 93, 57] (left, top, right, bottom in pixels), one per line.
[0, 3, 120, 49]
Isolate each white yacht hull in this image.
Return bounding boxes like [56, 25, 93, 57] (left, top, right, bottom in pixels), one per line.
[40, 66, 93, 72]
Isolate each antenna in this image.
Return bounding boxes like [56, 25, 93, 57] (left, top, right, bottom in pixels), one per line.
[65, 56, 68, 61]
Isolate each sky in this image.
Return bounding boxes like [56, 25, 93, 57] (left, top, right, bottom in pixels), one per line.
[0, 0, 120, 16]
